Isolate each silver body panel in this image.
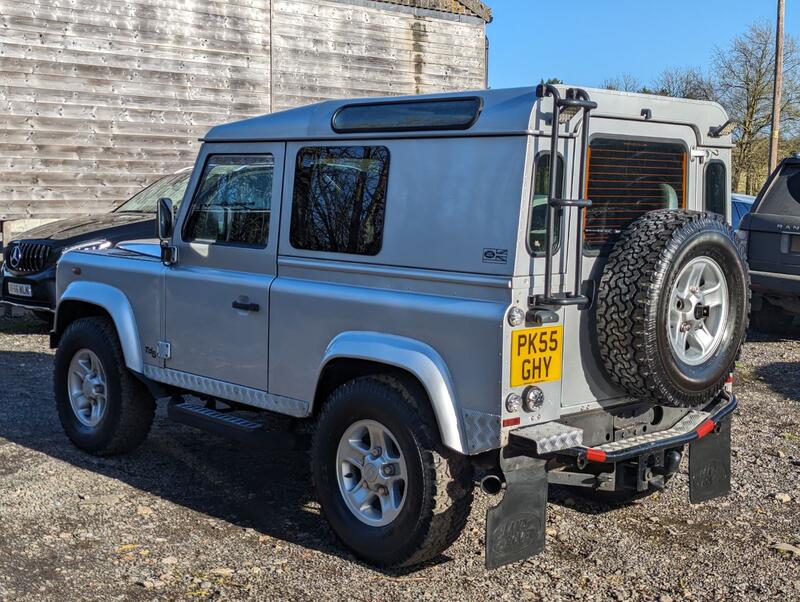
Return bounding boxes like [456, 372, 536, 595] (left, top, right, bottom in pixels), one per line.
[55, 86, 733, 456]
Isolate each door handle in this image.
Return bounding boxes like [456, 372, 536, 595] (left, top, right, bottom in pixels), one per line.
[232, 300, 260, 312]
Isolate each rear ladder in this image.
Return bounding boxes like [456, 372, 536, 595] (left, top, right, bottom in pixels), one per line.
[533, 84, 597, 308]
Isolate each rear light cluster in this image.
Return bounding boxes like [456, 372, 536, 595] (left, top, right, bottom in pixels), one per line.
[503, 386, 546, 428]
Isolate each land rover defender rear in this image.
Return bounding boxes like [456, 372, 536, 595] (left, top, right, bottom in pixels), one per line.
[50, 85, 748, 569]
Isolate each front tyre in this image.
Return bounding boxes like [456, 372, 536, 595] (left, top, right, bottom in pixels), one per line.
[311, 375, 473, 568]
[54, 316, 155, 455]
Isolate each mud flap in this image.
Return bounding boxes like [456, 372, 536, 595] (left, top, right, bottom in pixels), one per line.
[485, 454, 547, 570]
[689, 417, 731, 504]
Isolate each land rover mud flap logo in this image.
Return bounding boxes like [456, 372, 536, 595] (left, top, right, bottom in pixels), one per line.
[489, 513, 541, 555]
[694, 461, 730, 491]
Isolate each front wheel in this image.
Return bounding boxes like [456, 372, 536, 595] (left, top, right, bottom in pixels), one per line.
[54, 316, 155, 455]
[311, 375, 473, 568]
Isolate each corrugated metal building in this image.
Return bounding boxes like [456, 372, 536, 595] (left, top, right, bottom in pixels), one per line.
[0, 0, 491, 231]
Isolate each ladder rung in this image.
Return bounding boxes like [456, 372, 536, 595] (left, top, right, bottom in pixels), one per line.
[550, 197, 592, 208]
[534, 293, 590, 307]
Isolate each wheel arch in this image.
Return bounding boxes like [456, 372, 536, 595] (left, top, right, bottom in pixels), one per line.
[314, 332, 466, 454]
[52, 282, 143, 373]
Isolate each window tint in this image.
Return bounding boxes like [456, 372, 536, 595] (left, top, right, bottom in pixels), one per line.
[529, 153, 564, 254]
[116, 172, 191, 213]
[183, 155, 274, 247]
[290, 146, 389, 255]
[705, 161, 727, 216]
[584, 139, 686, 252]
[756, 164, 800, 215]
[333, 98, 481, 133]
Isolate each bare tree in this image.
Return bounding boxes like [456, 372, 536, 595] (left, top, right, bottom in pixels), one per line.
[602, 73, 642, 93]
[651, 67, 715, 100]
[713, 22, 800, 193]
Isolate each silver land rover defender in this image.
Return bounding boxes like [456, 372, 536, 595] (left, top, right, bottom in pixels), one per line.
[50, 85, 749, 569]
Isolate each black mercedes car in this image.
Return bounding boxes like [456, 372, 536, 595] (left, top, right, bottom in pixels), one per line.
[1, 168, 191, 319]
[738, 154, 800, 333]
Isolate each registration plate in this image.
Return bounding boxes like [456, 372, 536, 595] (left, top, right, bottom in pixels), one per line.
[7, 282, 32, 297]
[510, 326, 563, 387]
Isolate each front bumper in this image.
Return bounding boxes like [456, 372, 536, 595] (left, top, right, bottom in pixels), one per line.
[0, 266, 57, 312]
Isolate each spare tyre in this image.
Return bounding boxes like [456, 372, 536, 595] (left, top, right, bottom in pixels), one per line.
[595, 210, 750, 407]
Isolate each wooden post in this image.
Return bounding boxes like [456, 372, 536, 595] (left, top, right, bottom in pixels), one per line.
[769, 0, 785, 175]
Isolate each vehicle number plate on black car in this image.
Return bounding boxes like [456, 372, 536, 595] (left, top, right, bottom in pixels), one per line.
[7, 282, 32, 297]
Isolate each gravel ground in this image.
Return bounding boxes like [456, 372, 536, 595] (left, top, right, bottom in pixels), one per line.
[0, 312, 799, 601]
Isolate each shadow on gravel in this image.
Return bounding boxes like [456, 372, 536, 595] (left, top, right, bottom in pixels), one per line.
[754, 361, 800, 402]
[0, 316, 51, 336]
[0, 345, 454, 574]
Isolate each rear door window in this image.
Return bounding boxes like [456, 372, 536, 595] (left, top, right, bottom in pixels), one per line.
[584, 139, 687, 252]
[756, 164, 800, 215]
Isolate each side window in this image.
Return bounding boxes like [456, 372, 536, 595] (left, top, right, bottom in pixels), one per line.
[290, 146, 390, 255]
[183, 154, 274, 247]
[705, 161, 727, 216]
[529, 153, 564, 254]
[584, 139, 687, 253]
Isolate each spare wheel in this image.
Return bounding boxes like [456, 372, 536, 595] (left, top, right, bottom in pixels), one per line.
[595, 209, 750, 407]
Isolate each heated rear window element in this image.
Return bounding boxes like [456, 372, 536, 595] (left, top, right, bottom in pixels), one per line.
[756, 164, 800, 215]
[290, 146, 390, 256]
[584, 139, 687, 252]
[332, 98, 481, 133]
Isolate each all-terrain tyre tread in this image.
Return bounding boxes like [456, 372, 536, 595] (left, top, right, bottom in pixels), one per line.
[55, 316, 155, 455]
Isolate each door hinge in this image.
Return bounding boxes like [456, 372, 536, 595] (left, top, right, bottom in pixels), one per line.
[157, 341, 172, 360]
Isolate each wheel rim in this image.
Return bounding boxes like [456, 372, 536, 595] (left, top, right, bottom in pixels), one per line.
[335, 419, 408, 527]
[67, 348, 108, 428]
[667, 256, 729, 366]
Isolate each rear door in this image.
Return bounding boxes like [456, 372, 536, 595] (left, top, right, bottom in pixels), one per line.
[560, 120, 698, 407]
[745, 162, 800, 277]
[164, 142, 284, 391]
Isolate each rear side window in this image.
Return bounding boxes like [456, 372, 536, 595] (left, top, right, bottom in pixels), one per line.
[705, 161, 727, 216]
[290, 146, 390, 255]
[584, 139, 687, 252]
[183, 154, 274, 247]
[757, 164, 800, 215]
[529, 153, 564, 254]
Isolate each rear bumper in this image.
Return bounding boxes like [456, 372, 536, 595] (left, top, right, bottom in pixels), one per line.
[562, 393, 737, 464]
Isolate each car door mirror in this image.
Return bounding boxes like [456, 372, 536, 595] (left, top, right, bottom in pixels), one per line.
[157, 197, 174, 241]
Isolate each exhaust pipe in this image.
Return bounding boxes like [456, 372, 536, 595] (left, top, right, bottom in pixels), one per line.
[480, 474, 504, 496]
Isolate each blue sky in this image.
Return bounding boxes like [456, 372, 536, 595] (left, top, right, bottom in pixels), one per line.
[487, 0, 800, 89]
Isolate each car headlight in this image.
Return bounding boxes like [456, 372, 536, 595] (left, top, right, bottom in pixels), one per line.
[61, 240, 113, 255]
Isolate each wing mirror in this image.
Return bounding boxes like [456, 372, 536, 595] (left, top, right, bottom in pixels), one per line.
[156, 197, 177, 265]
[157, 197, 174, 240]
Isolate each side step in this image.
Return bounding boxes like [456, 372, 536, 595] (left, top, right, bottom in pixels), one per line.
[168, 400, 309, 450]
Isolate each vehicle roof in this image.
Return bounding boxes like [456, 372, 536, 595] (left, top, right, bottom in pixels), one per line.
[732, 193, 756, 204]
[204, 86, 731, 147]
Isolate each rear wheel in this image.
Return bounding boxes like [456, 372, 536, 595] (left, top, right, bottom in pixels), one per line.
[311, 375, 473, 568]
[596, 210, 750, 407]
[54, 316, 155, 455]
